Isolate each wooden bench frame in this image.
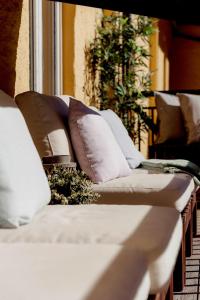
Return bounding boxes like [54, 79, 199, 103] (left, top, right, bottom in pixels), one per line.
[148, 191, 196, 299]
[139, 89, 200, 296]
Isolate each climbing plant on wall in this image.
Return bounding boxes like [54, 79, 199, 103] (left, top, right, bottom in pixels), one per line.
[85, 13, 156, 145]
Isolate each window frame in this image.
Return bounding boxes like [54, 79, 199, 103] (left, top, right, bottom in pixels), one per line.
[29, 0, 63, 95]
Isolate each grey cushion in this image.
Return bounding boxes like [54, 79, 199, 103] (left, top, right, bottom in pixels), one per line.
[100, 109, 144, 168]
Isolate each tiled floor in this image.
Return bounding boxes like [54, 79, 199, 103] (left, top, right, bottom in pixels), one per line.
[174, 210, 200, 300]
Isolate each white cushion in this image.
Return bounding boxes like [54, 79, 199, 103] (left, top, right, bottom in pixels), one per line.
[0, 90, 50, 228]
[0, 244, 150, 300]
[100, 109, 144, 168]
[93, 172, 194, 212]
[68, 97, 131, 183]
[0, 204, 182, 293]
[155, 92, 185, 143]
[178, 93, 200, 144]
[15, 91, 74, 160]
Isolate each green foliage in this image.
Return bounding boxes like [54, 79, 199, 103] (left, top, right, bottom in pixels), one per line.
[85, 13, 156, 144]
[47, 167, 100, 205]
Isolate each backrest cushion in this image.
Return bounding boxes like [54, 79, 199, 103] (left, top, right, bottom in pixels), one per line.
[15, 91, 74, 161]
[100, 109, 144, 168]
[178, 93, 200, 144]
[0, 90, 50, 228]
[68, 98, 131, 183]
[155, 92, 185, 143]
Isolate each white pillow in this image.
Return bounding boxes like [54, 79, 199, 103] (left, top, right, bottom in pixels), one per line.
[155, 92, 185, 143]
[0, 90, 51, 228]
[68, 98, 131, 183]
[100, 109, 144, 168]
[178, 93, 200, 144]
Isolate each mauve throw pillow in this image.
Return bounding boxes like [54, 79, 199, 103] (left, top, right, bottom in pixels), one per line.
[100, 109, 144, 168]
[68, 98, 131, 183]
[178, 93, 200, 144]
[155, 92, 185, 143]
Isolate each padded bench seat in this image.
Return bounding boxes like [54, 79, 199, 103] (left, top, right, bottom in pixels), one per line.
[93, 172, 195, 212]
[0, 204, 182, 295]
[0, 244, 150, 300]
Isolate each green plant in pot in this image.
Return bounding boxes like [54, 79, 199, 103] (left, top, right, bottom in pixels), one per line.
[47, 166, 99, 205]
[85, 12, 156, 146]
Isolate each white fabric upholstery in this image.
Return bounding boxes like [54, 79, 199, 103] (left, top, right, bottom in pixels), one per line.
[93, 172, 194, 212]
[0, 90, 50, 228]
[155, 92, 185, 143]
[0, 244, 150, 300]
[0, 205, 182, 293]
[15, 91, 74, 160]
[178, 93, 200, 144]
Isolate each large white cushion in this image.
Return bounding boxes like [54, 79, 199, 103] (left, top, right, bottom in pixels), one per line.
[93, 172, 194, 212]
[15, 91, 74, 160]
[68, 98, 131, 183]
[100, 109, 144, 168]
[0, 204, 182, 293]
[0, 90, 50, 228]
[0, 244, 150, 300]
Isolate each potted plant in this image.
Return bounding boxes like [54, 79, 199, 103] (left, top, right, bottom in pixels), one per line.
[85, 12, 156, 146]
[47, 166, 99, 205]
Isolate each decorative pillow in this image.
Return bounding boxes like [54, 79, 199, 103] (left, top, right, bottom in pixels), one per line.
[0, 90, 51, 228]
[155, 92, 185, 143]
[100, 109, 144, 168]
[68, 98, 131, 183]
[178, 93, 200, 144]
[15, 91, 74, 160]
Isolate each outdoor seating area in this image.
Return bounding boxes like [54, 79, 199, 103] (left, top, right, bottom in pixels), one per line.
[147, 90, 200, 167]
[1, 89, 200, 299]
[1, 0, 200, 299]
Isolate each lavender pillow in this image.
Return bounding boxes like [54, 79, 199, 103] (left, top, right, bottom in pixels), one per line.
[68, 98, 131, 183]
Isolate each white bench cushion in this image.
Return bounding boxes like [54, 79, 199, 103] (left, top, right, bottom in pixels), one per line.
[93, 172, 195, 212]
[0, 244, 150, 300]
[0, 205, 182, 293]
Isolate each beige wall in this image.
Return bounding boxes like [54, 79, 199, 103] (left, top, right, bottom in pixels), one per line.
[62, 4, 102, 103]
[62, 4, 76, 97]
[0, 0, 29, 97]
[150, 20, 172, 92]
[0, 0, 23, 97]
[170, 25, 200, 89]
[150, 21, 200, 91]
[15, 0, 30, 96]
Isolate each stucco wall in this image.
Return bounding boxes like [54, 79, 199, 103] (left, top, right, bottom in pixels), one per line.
[62, 4, 76, 97]
[63, 4, 102, 104]
[150, 20, 172, 91]
[0, 0, 23, 96]
[151, 22, 200, 90]
[170, 25, 200, 89]
[15, 0, 30, 96]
